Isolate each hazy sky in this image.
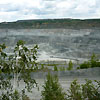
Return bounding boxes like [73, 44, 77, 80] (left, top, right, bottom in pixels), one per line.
[0, 0, 100, 22]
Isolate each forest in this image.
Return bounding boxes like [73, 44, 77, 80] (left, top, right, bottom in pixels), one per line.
[0, 18, 100, 29]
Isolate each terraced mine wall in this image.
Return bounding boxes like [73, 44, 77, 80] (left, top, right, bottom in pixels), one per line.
[0, 28, 100, 63]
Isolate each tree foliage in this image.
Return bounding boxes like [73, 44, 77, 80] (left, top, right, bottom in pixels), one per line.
[79, 54, 100, 69]
[0, 40, 39, 99]
[41, 73, 66, 100]
[67, 79, 100, 100]
[67, 60, 73, 70]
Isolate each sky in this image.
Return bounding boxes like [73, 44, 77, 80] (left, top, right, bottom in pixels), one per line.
[0, 0, 100, 22]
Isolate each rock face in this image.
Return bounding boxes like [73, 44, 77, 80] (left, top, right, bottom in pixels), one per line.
[0, 28, 100, 62]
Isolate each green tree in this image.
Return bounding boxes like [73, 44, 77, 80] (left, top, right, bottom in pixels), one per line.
[67, 60, 73, 70]
[59, 67, 66, 71]
[79, 61, 91, 69]
[54, 65, 58, 71]
[79, 53, 100, 69]
[41, 73, 66, 100]
[90, 53, 99, 68]
[0, 40, 39, 99]
[66, 79, 100, 100]
[82, 79, 100, 100]
[67, 79, 82, 100]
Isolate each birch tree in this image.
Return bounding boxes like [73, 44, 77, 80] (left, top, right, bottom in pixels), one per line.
[0, 40, 39, 99]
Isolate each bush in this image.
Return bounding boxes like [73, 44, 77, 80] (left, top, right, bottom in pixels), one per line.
[54, 65, 58, 71]
[67, 60, 73, 70]
[41, 73, 66, 100]
[0, 89, 30, 100]
[59, 67, 66, 71]
[79, 54, 100, 69]
[41, 74, 100, 100]
[67, 79, 82, 100]
[67, 79, 100, 100]
[41, 64, 44, 69]
[79, 61, 91, 69]
[90, 53, 100, 68]
[82, 79, 100, 100]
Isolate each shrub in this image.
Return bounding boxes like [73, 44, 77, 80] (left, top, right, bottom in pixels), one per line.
[67, 60, 73, 70]
[79, 61, 91, 69]
[67, 79, 82, 100]
[41, 73, 66, 100]
[0, 89, 30, 100]
[79, 54, 100, 69]
[90, 53, 100, 68]
[67, 79, 100, 100]
[59, 66, 66, 71]
[41, 64, 44, 69]
[54, 65, 58, 71]
[82, 79, 100, 100]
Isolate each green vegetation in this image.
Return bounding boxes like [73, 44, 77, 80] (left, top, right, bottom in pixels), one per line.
[0, 41, 100, 100]
[54, 65, 58, 71]
[0, 40, 39, 99]
[41, 73, 66, 100]
[0, 18, 100, 29]
[67, 79, 100, 100]
[59, 66, 66, 71]
[41, 73, 100, 100]
[78, 54, 100, 69]
[41, 64, 45, 69]
[67, 60, 73, 70]
[67, 79, 82, 100]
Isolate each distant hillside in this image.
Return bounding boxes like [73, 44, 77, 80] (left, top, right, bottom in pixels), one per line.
[0, 18, 100, 29]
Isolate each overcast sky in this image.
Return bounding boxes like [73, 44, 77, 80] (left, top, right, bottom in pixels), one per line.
[0, 0, 100, 22]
